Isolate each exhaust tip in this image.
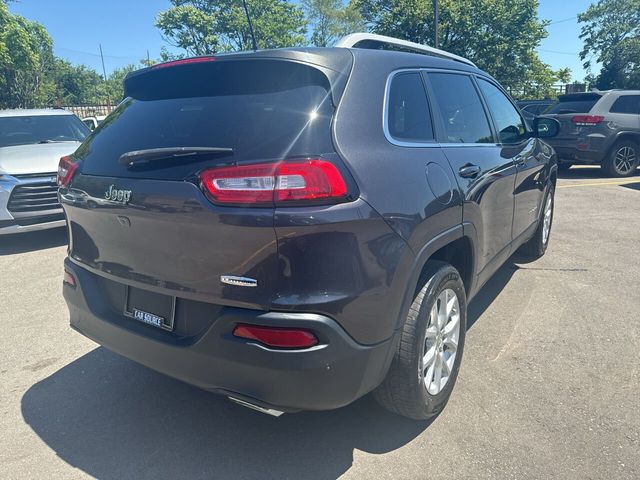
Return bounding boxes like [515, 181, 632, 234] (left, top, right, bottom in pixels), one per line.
[228, 396, 284, 417]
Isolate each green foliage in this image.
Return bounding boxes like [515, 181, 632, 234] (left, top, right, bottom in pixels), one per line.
[0, 1, 54, 108]
[302, 0, 364, 47]
[47, 59, 104, 105]
[156, 0, 307, 53]
[353, 0, 564, 98]
[578, 0, 640, 89]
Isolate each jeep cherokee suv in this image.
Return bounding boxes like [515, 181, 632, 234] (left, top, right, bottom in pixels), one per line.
[59, 34, 560, 419]
[543, 90, 640, 177]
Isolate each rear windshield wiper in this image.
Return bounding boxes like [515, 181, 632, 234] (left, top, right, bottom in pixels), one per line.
[119, 147, 234, 168]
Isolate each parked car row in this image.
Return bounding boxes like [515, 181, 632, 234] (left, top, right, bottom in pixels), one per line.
[0, 37, 637, 421]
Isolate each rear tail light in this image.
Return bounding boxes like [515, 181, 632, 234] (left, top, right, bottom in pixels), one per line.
[57, 156, 79, 187]
[63, 269, 76, 287]
[199, 159, 349, 206]
[233, 324, 319, 349]
[571, 115, 604, 126]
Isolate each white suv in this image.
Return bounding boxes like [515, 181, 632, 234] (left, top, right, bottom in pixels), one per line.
[0, 109, 89, 234]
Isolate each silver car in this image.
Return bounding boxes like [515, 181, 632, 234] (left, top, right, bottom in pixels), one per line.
[0, 109, 89, 234]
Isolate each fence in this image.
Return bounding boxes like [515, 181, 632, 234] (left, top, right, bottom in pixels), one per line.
[57, 104, 114, 118]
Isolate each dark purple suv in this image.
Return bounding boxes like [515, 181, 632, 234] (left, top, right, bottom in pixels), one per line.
[58, 35, 560, 419]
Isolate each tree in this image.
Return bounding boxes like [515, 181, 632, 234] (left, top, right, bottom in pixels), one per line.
[302, 0, 364, 47]
[0, 1, 54, 108]
[48, 59, 104, 106]
[103, 64, 138, 103]
[156, 0, 307, 54]
[353, 0, 560, 98]
[578, 0, 640, 90]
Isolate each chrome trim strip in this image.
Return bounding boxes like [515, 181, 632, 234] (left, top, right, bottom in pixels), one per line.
[0, 218, 66, 235]
[336, 33, 477, 67]
[228, 397, 284, 417]
[220, 275, 258, 287]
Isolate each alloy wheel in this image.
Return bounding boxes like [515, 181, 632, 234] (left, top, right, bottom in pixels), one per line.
[614, 146, 637, 175]
[542, 194, 553, 245]
[422, 288, 460, 395]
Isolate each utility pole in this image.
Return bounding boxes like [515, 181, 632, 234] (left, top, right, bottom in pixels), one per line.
[99, 44, 111, 111]
[99, 44, 107, 82]
[433, 0, 439, 49]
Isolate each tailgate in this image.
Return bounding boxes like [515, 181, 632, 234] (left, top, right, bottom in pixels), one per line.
[60, 55, 350, 310]
[63, 174, 277, 309]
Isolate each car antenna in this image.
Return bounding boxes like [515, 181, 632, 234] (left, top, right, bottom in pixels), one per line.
[241, 0, 258, 51]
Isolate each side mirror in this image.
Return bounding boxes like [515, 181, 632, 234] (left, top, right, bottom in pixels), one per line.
[533, 117, 560, 138]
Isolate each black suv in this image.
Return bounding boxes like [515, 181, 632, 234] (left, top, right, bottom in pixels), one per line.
[59, 34, 560, 420]
[543, 90, 640, 177]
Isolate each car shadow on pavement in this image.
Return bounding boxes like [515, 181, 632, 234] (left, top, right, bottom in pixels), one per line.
[467, 261, 518, 330]
[558, 165, 640, 180]
[21, 347, 430, 480]
[0, 227, 67, 255]
[20, 262, 515, 480]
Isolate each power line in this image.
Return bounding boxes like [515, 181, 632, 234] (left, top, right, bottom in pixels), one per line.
[55, 46, 142, 61]
[538, 48, 580, 56]
[548, 16, 578, 25]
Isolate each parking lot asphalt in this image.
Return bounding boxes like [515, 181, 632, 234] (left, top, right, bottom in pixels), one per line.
[0, 167, 638, 480]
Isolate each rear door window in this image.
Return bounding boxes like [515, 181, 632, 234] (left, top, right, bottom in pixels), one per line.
[77, 60, 338, 179]
[427, 73, 494, 144]
[478, 78, 527, 144]
[545, 95, 601, 114]
[610, 95, 640, 114]
[386, 72, 434, 142]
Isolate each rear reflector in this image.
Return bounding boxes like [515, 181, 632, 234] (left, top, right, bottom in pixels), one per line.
[63, 269, 76, 287]
[199, 159, 348, 206]
[57, 156, 79, 187]
[233, 324, 319, 349]
[571, 115, 604, 126]
[151, 56, 217, 69]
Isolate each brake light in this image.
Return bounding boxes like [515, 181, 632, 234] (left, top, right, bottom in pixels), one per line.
[63, 269, 76, 287]
[233, 324, 319, 349]
[571, 115, 604, 126]
[151, 56, 217, 69]
[57, 156, 79, 187]
[199, 159, 349, 206]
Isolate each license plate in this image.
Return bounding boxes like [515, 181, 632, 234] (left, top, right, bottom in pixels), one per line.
[132, 308, 166, 329]
[124, 286, 175, 332]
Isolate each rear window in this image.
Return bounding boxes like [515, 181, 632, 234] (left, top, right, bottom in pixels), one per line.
[545, 95, 601, 115]
[0, 115, 88, 147]
[77, 60, 338, 179]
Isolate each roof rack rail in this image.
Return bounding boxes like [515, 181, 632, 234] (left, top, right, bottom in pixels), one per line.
[335, 33, 477, 68]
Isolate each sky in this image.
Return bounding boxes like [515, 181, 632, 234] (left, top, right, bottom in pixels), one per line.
[8, 0, 595, 81]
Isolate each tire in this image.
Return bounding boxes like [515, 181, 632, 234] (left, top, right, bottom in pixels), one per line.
[519, 185, 554, 258]
[602, 140, 639, 177]
[374, 262, 467, 420]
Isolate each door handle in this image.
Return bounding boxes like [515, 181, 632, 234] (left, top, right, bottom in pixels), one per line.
[459, 164, 481, 178]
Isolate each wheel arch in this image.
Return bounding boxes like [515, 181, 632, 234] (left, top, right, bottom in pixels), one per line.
[394, 224, 476, 331]
[610, 132, 640, 152]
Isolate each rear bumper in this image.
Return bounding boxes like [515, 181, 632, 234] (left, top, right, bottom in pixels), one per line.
[63, 259, 394, 412]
